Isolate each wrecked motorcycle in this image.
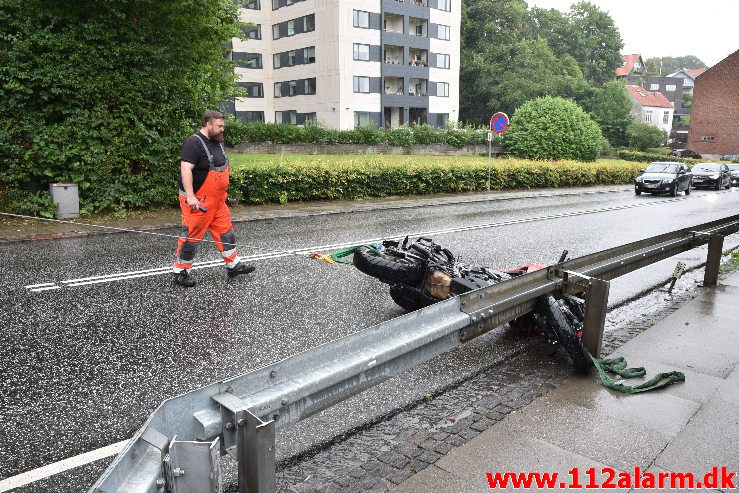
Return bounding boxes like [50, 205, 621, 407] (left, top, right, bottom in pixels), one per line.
[353, 237, 593, 374]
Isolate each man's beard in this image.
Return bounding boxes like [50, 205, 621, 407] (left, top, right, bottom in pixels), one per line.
[208, 130, 224, 142]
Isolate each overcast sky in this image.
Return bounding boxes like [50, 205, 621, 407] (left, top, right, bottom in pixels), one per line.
[527, 0, 738, 67]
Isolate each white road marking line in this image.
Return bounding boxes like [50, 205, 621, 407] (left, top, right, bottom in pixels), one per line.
[24, 282, 57, 289]
[0, 440, 128, 492]
[27, 197, 686, 291]
[28, 285, 61, 292]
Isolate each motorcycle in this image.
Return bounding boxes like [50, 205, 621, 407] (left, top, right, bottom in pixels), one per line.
[353, 237, 593, 374]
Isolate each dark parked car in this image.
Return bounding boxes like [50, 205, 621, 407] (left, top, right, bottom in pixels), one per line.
[691, 163, 732, 190]
[728, 164, 739, 187]
[722, 152, 739, 161]
[635, 162, 692, 196]
[671, 149, 702, 159]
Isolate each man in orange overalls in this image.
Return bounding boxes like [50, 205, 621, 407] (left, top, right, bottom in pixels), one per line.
[172, 110, 255, 287]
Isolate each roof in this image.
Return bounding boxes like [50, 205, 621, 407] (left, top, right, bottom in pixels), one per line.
[616, 54, 642, 77]
[625, 85, 675, 108]
[667, 68, 707, 80]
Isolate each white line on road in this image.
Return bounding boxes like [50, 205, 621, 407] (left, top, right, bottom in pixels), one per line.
[24, 282, 57, 289]
[26, 196, 686, 291]
[28, 285, 61, 292]
[0, 440, 127, 492]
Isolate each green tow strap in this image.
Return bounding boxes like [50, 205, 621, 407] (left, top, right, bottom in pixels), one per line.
[329, 244, 381, 265]
[591, 356, 685, 394]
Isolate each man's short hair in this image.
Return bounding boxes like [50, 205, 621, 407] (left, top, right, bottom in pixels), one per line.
[203, 110, 225, 126]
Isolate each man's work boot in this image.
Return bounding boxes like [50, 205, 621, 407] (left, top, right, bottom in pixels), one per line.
[173, 270, 196, 288]
[227, 262, 256, 278]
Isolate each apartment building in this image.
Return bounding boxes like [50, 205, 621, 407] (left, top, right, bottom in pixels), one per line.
[229, 0, 460, 129]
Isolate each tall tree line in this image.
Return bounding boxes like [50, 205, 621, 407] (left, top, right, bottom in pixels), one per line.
[459, 0, 626, 138]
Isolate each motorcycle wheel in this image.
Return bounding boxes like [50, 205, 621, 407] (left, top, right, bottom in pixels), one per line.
[389, 284, 439, 311]
[353, 246, 425, 284]
[536, 294, 593, 374]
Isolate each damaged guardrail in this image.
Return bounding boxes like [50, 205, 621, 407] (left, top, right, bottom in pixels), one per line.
[90, 214, 739, 493]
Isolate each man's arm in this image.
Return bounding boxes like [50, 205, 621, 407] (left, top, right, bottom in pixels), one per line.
[180, 161, 199, 210]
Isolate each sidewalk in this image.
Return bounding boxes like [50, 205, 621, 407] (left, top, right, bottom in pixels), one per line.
[391, 271, 739, 492]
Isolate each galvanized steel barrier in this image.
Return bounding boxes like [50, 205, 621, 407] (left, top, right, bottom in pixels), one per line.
[90, 214, 739, 493]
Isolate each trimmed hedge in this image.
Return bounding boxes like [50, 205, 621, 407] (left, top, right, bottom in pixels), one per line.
[617, 149, 699, 165]
[224, 120, 499, 148]
[229, 156, 643, 204]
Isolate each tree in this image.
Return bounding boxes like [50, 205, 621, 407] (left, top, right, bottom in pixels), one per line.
[532, 1, 623, 86]
[626, 122, 667, 151]
[585, 80, 633, 147]
[460, 38, 590, 123]
[643, 56, 707, 76]
[504, 96, 603, 162]
[0, 0, 244, 215]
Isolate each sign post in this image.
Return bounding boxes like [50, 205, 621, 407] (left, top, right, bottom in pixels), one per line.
[488, 112, 509, 191]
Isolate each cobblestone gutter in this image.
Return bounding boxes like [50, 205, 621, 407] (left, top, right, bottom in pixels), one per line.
[251, 270, 709, 493]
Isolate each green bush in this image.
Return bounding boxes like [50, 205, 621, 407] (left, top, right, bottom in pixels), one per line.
[0, 1, 243, 216]
[224, 117, 249, 147]
[386, 125, 415, 147]
[230, 155, 642, 204]
[626, 122, 668, 151]
[504, 97, 603, 162]
[616, 149, 697, 165]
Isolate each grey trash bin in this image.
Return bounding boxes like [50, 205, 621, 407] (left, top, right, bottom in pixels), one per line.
[49, 183, 79, 219]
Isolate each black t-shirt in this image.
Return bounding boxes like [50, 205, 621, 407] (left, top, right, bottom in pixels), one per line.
[178, 132, 228, 194]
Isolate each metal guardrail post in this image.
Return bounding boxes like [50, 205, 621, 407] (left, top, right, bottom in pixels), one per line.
[703, 234, 724, 286]
[237, 410, 276, 493]
[582, 279, 610, 358]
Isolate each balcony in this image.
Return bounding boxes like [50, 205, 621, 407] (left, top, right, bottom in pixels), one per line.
[383, 45, 404, 65]
[383, 13, 403, 34]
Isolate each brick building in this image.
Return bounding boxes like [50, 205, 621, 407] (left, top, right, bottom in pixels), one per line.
[688, 49, 739, 156]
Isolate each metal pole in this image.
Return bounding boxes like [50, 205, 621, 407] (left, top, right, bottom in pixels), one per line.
[487, 138, 491, 191]
[237, 410, 276, 493]
[703, 234, 724, 286]
[582, 278, 610, 358]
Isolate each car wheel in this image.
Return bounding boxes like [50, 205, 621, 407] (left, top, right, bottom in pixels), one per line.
[635, 189, 641, 196]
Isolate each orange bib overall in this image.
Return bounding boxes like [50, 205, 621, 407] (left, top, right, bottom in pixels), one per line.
[173, 137, 240, 273]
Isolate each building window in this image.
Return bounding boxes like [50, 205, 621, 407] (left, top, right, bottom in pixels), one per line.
[354, 111, 371, 128]
[244, 0, 260, 9]
[353, 43, 370, 61]
[303, 112, 317, 124]
[438, 0, 451, 11]
[236, 111, 264, 123]
[288, 80, 297, 96]
[272, 24, 279, 40]
[274, 82, 282, 98]
[353, 10, 370, 28]
[437, 82, 449, 97]
[304, 46, 315, 63]
[415, 24, 423, 36]
[287, 20, 295, 36]
[650, 83, 660, 91]
[645, 110, 652, 123]
[437, 24, 450, 41]
[234, 53, 262, 69]
[237, 82, 264, 98]
[304, 14, 315, 31]
[242, 24, 262, 40]
[665, 84, 676, 92]
[288, 50, 297, 66]
[437, 54, 450, 69]
[275, 111, 282, 123]
[272, 0, 306, 10]
[353, 76, 370, 93]
[304, 78, 316, 95]
[273, 53, 281, 69]
[663, 111, 669, 124]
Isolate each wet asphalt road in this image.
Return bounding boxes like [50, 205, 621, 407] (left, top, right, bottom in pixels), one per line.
[2, 186, 739, 490]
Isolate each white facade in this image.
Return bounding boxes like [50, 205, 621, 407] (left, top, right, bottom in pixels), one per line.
[231, 0, 461, 129]
[632, 103, 674, 134]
